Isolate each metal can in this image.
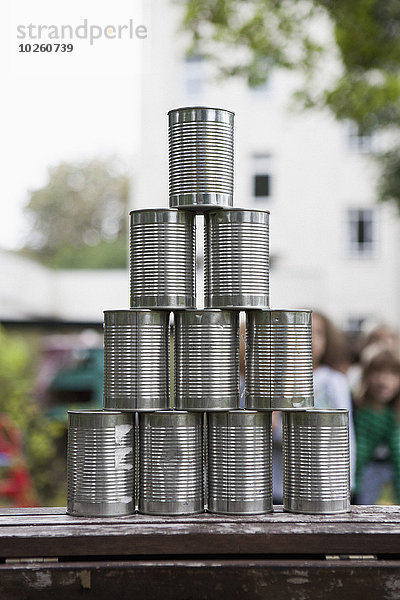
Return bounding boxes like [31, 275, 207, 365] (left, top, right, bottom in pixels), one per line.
[246, 310, 314, 410]
[205, 209, 270, 309]
[138, 411, 204, 515]
[67, 410, 134, 517]
[282, 409, 350, 514]
[174, 310, 240, 411]
[168, 106, 234, 212]
[130, 209, 196, 309]
[208, 410, 272, 514]
[103, 310, 170, 412]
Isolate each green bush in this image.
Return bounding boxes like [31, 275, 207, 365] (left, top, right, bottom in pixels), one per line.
[0, 327, 65, 505]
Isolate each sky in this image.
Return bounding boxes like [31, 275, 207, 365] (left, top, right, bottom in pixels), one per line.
[0, 0, 144, 249]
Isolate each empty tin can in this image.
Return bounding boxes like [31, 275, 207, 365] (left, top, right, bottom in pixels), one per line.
[282, 409, 350, 514]
[174, 310, 240, 411]
[103, 310, 170, 412]
[67, 410, 134, 517]
[139, 411, 204, 515]
[130, 209, 195, 309]
[205, 209, 270, 309]
[208, 410, 273, 514]
[168, 106, 234, 211]
[246, 310, 314, 410]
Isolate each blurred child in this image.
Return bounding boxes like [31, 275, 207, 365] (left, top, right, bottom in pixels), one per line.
[355, 350, 400, 504]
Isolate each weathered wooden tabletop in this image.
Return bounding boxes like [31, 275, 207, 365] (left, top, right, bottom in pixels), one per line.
[0, 506, 399, 599]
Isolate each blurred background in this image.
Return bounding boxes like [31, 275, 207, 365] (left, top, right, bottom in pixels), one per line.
[1, 0, 399, 505]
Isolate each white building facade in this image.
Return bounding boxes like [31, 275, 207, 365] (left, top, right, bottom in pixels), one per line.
[133, 0, 400, 335]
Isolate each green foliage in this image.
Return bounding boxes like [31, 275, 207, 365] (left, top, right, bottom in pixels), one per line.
[377, 148, 400, 207]
[22, 157, 130, 269]
[0, 327, 64, 504]
[180, 0, 400, 210]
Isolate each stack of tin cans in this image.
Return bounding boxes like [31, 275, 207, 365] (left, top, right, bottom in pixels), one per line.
[67, 106, 350, 517]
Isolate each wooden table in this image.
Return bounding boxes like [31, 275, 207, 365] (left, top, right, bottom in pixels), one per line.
[0, 506, 399, 599]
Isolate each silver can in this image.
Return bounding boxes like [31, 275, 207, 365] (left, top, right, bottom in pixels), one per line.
[67, 410, 134, 517]
[103, 310, 170, 412]
[174, 310, 240, 411]
[208, 411, 273, 514]
[246, 310, 314, 410]
[282, 409, 350, 514]
[205, 209, 270, 309]
[168, 106, 234, 212]
[130, 209, 195, 309]
[138, 411, 204, 515]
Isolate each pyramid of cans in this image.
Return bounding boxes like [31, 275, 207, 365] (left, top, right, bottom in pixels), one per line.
[67, 107, 350, 517]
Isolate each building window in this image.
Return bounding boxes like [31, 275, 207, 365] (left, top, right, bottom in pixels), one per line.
[348, 208, 376, 258]
[184, 55, 204, 97]
[347, 123, 374, 153]
[252, 155, 272, 201]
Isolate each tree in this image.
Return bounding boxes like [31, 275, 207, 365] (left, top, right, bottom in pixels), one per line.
[180, 0, 400, 210]
[22, 158, 130, 268]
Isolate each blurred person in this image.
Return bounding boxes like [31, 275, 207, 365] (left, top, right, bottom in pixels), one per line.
[347, 323, 400, 395]
[355, 350, 400, 504]
[312, 311, 355, 489]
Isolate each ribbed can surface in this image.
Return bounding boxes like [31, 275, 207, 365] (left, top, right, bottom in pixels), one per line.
[205, 210, 270, 309]
[208, 411, 272, 514]
[282, 409, 350, 514]
[246, 310, 314, 409]
[168, 107, 234, 211]
[130, 209, 195, 309]
[138, 411, 204, 515]
[174, 310, 240, 411]
[103, 310, 170, 412]
[67, 411, 134, 517]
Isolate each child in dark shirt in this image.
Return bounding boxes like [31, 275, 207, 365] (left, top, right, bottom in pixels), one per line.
[355, 350, 400, 504]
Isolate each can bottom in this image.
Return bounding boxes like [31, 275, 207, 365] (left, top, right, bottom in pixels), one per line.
[271, 397, 314, 409]
[103, 402, 170, 412]
[131, 295, 194, 310]
[67, 500, 135, 517]
[206, 295, 269, 310]
[170, 193, 232, 212]
[176, 399, 239, 412]
[138, 499, 204, 515]
[284, 497, 351, 514]
[208, 499, 273, 515]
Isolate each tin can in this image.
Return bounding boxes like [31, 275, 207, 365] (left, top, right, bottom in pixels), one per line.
[246, 310, 314, 410]
[67, 410, 134, 517]
[205, 209, 270, 309]
[282, 409, 350, 514]
[208, 410, 273, 514]
[103, 310, 170, 412]
[174, 310, 240, 411]
[138, 411, 204, 515]
[130, 209, 195, 309]
[168, 106, 234, 212]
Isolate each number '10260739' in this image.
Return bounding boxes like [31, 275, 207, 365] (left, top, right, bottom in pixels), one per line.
[19, 43, 74, 52]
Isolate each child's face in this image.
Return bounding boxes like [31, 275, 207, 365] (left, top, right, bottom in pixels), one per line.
[367, 369, 400, 405]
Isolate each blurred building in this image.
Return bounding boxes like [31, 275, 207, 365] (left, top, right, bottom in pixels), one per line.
[133, 0, 400, 335]
[0, 250, 127, 324]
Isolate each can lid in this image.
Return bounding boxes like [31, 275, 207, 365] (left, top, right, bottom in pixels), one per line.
[168, 105, 234, 116]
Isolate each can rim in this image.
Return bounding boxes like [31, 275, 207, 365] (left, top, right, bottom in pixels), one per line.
[103, 309, 157, 314]
[208, 207, 270, 215]
[248, 308, 312, 313]
[68, 410, 123, 415]
[168, 106, 235, 116]
[129, 208, 179, 215]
